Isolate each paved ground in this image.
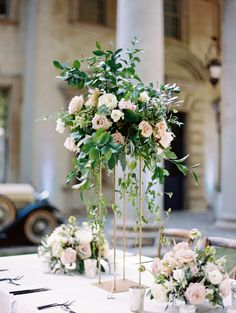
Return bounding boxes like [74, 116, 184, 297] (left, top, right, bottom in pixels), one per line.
[1, 209, 236, 257]
[166, 210, 236, 239]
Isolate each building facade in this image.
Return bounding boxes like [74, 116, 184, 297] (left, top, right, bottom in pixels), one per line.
[1, 0, 233, 228]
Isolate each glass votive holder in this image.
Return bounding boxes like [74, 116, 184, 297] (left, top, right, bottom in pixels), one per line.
[227, 305, 236, 313]
[39, 256, 51, 274]
[179, 304, 196, 313]
[84, 259, 97, 278]
[129, 285, 146, 313]
[232, 282, 236, 305]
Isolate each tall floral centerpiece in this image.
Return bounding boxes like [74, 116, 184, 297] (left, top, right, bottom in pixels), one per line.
[53, 40, 197, 289]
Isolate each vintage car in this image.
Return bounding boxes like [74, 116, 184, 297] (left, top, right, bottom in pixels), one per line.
[0, 184, 64, 244]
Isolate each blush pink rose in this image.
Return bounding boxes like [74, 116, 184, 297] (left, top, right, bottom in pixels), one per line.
[163, 251, 176, 267]
[154, 121, 168, 139]
[219, 279, 231, 297]
[60, 247, 77, 265]
[159, 132, 174, 148]
[161, 266, 172, 276]
[118, 98, 136, 111]
[92, 114, 112, 130]
[112, 131, 125, 145]
[174, 242, 190, 252]
[190, 265, 199, 275]
[185, 283, 206, 305]
[175, 249, 196, 264]
[138, 121, 153, 138]
[152, 258, 163, 274]
[77, 243, 92, 260]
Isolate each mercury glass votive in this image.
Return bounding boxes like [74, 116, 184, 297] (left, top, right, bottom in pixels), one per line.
[232, 281, 236, 305]
[179, 304, 196, 313]
[129, 286, 146, 313]
[227, 305, 236, 313]
[84, 259, 97, 278]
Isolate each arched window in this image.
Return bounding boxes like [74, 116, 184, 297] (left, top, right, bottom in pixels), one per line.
[164, 0, 182, 39]
[69, 0, 117, 29]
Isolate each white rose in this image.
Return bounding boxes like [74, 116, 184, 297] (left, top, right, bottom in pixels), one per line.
[64, 137, 77, 152]
[151, 284, 168, 302]
[208, 270, 223, 285]
[98, 93, 118, 110]
[164, 280, 174, 292]
[173, 269, 185, 282]
[68, 95, 84, 114]
[111, 109, 124, 122]
[138, 91, 150, 103]
[56, 118, 65, 134]
[47, 232, 60, 246]
[204, 262, 219, 273]
[75, 229, 93, 244]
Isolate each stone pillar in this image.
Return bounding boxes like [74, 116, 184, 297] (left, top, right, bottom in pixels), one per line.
[116, 0, 164, 245]
[216, 0, 236, 229]
[20, 0, 36, 182]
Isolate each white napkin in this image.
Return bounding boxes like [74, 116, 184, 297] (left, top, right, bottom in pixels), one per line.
[13, 302, 38, 313]
[0, 289, 38, 313]
[0, 289, 14, 313]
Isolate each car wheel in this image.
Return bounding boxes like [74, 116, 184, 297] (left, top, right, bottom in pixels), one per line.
[23, 210, 58, 244]
[0, 195, 16, 231]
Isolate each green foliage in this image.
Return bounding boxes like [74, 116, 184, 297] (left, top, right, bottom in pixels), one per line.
[53, 40, 199, 227]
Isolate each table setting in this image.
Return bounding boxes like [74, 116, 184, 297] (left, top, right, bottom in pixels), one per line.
[0, 243, 234, 313]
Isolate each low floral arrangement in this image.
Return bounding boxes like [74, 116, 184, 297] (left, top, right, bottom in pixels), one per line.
[38, 216, 109, 274]
[141, 230, 230, 308]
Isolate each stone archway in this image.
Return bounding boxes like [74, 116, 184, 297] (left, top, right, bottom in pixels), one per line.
[164, 39, 217, 211]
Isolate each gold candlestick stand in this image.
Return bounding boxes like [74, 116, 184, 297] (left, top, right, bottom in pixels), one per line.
[98, 162, 102, 284]
[93, 162, 139, 293]
[138, 157, 143, 286]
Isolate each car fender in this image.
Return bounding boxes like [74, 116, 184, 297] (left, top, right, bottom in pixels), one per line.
[1, 200, 64, 234]
[17, 200, 58, 220]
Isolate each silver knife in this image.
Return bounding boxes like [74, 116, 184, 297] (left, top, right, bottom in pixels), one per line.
[10, 288, 50, 295]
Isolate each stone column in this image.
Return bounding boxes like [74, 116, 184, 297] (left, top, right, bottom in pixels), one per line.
[216, 0, 236, 228]
[116, 0, 164, 245]
[20, 0, 37, 182]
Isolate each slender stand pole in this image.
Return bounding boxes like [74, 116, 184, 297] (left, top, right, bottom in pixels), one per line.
[123, 169, 126, 281]
[98, 163, 102, 284]
[138, 157, 143, 286]
[113, 166, 117, 291]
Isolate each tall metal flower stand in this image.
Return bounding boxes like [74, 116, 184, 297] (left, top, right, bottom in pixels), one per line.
[93, 160, 143, 293]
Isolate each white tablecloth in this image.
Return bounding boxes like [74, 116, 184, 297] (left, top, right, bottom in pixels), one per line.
[0, 253, 230, 313]
[0, 253, 161, 313]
